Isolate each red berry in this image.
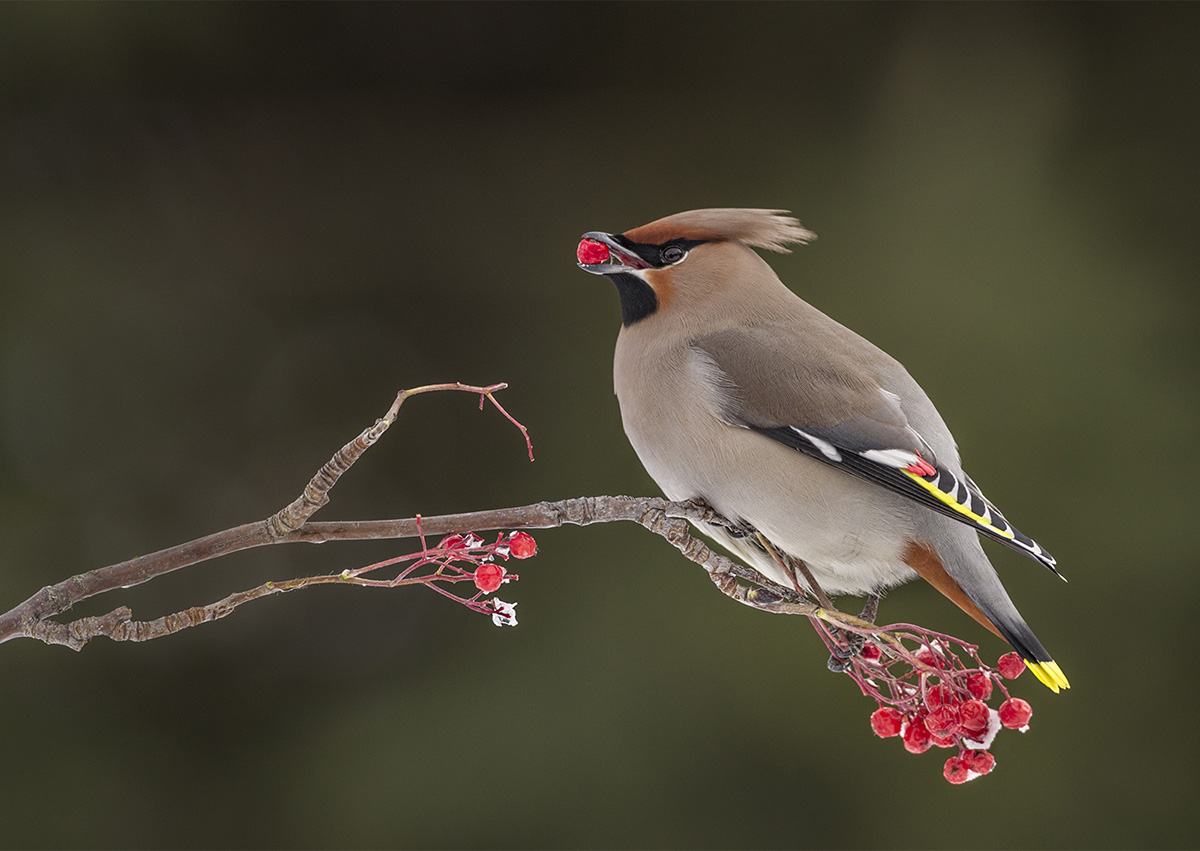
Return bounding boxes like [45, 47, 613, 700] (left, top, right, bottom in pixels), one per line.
[860, 643, 882, 662]
[925, 684, 958, 711]
[914, 646, 944, 669]
[959, 699, 990, 733]
[508, 531, 537, 559]
[999, 697, 1033, 729]
[966, 672, 994, 700]
[473, 563, 506, 594]
[963, 749, 996, 775]
[903, 716, 932, 754]
[930, 731, 958, 749]
[440, 534, 466, 550]
[997, 652, 1026, 680]
[870, 707, 904, 738]
[943, 756, 972, 784]
[924, 704, 962, 738]
[577, 238, 610, 265]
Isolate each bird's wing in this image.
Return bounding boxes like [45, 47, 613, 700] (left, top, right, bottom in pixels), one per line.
[691, 327, 1059, 574]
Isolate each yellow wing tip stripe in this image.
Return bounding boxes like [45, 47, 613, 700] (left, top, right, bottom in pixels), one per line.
[901, 470, 1015, 540]
[1026, 659, 1070, 693]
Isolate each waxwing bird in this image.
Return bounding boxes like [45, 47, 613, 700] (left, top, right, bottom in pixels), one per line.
[576, 208, 1069, 692]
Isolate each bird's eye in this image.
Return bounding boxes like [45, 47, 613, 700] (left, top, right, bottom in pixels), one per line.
[661, 246, 685, 264]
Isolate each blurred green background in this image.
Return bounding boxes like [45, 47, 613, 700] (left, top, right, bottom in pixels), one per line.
[2, 3, 1197, 848]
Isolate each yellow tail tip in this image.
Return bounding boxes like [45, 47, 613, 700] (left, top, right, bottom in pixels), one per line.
[1025, 659, 1070, 693]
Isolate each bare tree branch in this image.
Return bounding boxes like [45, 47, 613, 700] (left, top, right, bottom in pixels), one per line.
[0, 383, 815, 650]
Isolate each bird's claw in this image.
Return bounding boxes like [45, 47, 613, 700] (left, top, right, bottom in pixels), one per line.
[745, 587, 783, 606]
[826, 629, 866, 672]
[827, 654, 851, 673]
[825, 594, 879, 671]
[680, 498, 756, 539]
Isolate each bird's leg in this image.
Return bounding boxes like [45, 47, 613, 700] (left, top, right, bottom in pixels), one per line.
[824, 594, 882, 671]
[754, 534, 881, 670]
[754, 533, 833, 609]
[751, 533, 862, 669]
[858, 593, 880, 625]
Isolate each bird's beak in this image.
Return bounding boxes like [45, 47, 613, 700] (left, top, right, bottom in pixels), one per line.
[576, 231, 651, 275]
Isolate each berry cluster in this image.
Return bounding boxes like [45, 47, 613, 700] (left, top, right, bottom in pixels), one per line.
[436, 530, 537, 593]
[339, 528, 537, 625]
[825, 619, 1038, 784]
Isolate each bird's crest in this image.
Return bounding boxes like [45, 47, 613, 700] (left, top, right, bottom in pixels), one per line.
[623, 208, 816, 253]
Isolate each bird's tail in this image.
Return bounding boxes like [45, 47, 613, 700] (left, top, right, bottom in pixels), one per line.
[986, 615, 1071, 693]
[905, 539, 1069, 693]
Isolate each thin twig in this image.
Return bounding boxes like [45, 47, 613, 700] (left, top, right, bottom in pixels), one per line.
[266, 382, 520, 537]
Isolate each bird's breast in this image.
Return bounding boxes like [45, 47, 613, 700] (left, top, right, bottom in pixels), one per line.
[613, 333, 917, 596]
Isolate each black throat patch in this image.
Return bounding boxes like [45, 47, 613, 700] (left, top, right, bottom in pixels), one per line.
[610, 273, 658, 326]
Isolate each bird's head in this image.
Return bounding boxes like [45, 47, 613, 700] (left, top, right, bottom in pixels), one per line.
[577, 208, 816, 327]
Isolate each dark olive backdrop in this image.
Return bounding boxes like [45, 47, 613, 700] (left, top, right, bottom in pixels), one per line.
[2, 3, 1197, 849]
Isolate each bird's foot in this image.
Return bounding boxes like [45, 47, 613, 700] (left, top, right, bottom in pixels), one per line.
[709, 569, 815, 615]
[711, 568, 780, 607]
[825, 594, 880, 672]
[678, 498, 756, 539]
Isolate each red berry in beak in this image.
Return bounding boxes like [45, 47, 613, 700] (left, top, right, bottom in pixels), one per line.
[577, 238, 610, 265]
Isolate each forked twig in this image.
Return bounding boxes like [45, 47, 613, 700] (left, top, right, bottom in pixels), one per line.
[266, 382, 527, 537]
[0, 382, 530, 647]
